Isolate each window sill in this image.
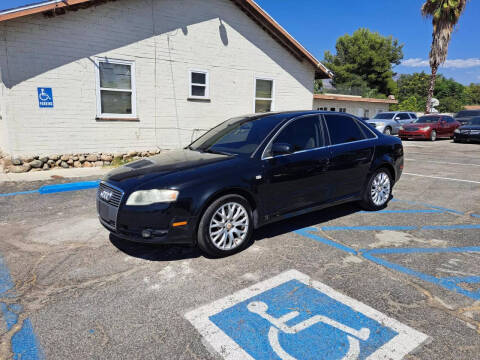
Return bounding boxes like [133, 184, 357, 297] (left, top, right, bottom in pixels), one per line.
[96, 117, 139, 122]
[187, 97, 211, 102]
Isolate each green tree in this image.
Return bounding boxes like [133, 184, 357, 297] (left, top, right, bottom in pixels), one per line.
[465, 83, 480, 104]
[323, 28, 403, 96]
[394, 72, 475, 112]
[422, 0, 469, 113]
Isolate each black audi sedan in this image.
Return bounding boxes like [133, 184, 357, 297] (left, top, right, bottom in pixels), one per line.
[97, 111, 403, 256]
[453, 117, 480, 143]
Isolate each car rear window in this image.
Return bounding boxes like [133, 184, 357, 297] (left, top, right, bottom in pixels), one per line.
[373, 113, 394, 119]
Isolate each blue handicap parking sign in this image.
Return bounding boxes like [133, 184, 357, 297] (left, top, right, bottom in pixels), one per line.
[37, 87, 53, 108]
[186, 270, 428, 360]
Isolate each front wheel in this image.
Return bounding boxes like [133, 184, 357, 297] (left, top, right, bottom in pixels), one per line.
[359, 169, 392, 211]
[197, 195, 253, 257]
[430, 130, 437, 141]
[384, 127, 392, 135]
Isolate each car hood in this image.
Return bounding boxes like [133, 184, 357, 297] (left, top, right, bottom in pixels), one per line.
[105, 149, 233, 182]
[367, 119, 391, 123]
[459, 125, 480, 130]
[405, 123, 436, 128]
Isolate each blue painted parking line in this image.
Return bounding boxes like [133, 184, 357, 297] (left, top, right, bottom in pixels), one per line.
[186, 270, 428, 360]
[321, 225, 417, 231]
[390, 199, 466, 215]
[0, 180, 100, 197]
[422, 224, 480, 230]
[0, 190, 38, 197]
[295, 228, 480, 300]
[294, 227, 358, 255]
[362, 247, 480, 301]
[359, 209, 444, 214]
[0, 256, 43, 360]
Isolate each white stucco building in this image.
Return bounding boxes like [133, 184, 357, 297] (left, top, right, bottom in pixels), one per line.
[0, 0, 330, 157]
[313, 94, 397, 118]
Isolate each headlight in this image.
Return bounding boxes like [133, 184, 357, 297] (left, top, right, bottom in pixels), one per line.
[399, 126, 404, 131]
[420, 126, 431, 131]
[126, 189, 179, 206]
[454, 128, 460, 134]
[376, 122, 385, 127]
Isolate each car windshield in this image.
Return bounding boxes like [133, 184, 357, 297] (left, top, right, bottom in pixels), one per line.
[373, 113, 394, 120]
[188, 115, 281, 156]
[456, 110, 480, 118]
[467, 117, 480, 125]
[415, 116, 439, 124]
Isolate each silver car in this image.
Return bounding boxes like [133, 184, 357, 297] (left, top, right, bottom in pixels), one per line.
[367, 112, 417, 135]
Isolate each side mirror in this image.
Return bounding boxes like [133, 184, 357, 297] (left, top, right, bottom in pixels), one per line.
[271, 143, 293, 156]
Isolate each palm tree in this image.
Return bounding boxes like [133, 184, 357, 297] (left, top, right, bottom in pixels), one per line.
[422, 0, 468, 113]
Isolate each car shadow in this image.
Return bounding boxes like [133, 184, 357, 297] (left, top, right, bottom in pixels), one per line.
[252, 203, 360, 242]
[109, 234, 204, 261]
[109, 202, 362, 261]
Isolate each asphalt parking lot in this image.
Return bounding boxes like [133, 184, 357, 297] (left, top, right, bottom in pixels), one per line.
[0, 139, 479, 360]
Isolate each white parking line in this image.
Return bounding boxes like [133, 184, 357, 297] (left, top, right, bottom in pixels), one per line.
[403, 172, 480, 184]
[405, 158, 480, 167]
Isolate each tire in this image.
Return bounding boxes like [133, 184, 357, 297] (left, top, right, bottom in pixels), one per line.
[359, 168, 393, 211]
[384, 127, 392, 135]
[197, 195, 253, 257]
[430, 130, 437, 141]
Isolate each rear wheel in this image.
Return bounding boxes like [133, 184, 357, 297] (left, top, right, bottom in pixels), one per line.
[430, 130, 437, 141]
[359, 168, 392, 211]
[197, 195, 253, 257]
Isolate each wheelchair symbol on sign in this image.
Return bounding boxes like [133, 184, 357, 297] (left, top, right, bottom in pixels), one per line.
[247, 301, 370, 360]
[38, 88, 52, 101]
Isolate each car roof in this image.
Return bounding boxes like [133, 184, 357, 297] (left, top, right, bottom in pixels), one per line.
[252, 110, 355, 122]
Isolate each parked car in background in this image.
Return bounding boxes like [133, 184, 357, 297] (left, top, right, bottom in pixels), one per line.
[453, 117, 480, 143]
[97, 111, 403, 257]
[399, 115, 460, 141]
[367, 112, 417, 135]
[454, 110, 480, 125]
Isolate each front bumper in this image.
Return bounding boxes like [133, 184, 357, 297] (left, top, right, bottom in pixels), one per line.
[398, 130, 429, 139]
[454, 132, 480, 143]
[96, 182, 197, 245]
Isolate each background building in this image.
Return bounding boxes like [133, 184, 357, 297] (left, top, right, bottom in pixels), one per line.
[313, 94, 397, 118]
[0, 0, 330, 157]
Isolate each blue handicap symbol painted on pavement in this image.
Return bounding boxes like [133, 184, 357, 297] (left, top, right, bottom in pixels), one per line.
[186, 270, 428, 360]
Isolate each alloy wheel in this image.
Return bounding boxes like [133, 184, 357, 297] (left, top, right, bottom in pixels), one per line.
[370, 172, 391, 206]
[209, 202, 249, 250]
[384, 127, 392, 135]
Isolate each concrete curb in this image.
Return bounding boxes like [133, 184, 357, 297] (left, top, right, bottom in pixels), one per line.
[0, 167, 110, 183]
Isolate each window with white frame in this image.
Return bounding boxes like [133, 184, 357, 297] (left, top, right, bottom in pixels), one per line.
[96, 59, 136, 118]
[255, 78, 274, 113]
[339, 107, 347, 113]
[189, 70, 209, 99]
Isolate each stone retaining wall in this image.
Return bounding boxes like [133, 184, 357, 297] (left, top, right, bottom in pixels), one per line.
[0, 149, 161, 173]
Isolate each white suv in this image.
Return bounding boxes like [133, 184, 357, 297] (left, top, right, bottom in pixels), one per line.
[367, 112, 417, 135]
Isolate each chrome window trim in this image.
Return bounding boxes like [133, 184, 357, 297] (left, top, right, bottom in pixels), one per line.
[260, 114, 324, 160]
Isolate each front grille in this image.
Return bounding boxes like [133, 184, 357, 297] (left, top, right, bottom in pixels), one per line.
[98, 182, 123, 207]
[405, 127, 418, 131]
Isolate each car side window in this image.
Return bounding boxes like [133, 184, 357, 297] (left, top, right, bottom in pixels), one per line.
[272, 116, 322, 154]
[324, 114, 366, 145]
[409, 113, 417, 119]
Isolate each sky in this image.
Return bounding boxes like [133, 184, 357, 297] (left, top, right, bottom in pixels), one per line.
[1, 0, 479, 84]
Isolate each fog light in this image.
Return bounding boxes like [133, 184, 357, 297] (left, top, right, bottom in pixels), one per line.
[142, 230, 152, 238]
